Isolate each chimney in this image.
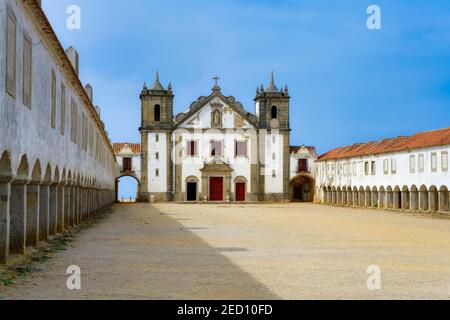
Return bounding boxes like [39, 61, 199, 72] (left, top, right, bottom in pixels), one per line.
[95, 105, 101, 118]
[85, 83, 93, 102]
[65, 47, 79, 75]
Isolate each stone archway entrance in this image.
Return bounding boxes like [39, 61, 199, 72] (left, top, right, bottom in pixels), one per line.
[290, 174, 315, 202]
[115, 173, 141, 203]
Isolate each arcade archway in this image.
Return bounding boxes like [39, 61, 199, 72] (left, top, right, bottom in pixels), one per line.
[290, 174, 315, 202]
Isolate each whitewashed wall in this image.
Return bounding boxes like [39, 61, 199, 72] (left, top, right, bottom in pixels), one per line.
[0, 0, 115, 188]
[316, 145, 450, 191]
[147, 132, 168, 192]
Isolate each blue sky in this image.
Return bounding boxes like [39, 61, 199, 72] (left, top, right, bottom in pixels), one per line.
[42, 0, 450, 197]
[43, 0, 450, 152]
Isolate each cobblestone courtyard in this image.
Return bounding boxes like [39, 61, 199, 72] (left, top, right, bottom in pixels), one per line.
[2, 203, 450, 300]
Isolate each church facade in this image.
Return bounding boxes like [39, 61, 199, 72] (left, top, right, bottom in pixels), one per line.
[137, 72, 316, 203]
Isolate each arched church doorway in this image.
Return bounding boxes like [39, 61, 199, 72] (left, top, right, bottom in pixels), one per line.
[116, 175, 140, 203]
[290, 174, 315, 202]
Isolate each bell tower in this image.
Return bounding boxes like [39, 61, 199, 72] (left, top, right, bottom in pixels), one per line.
[254, 72, 291, 201]
[138, 71, 174, 202]
[254, 72, 290, 130]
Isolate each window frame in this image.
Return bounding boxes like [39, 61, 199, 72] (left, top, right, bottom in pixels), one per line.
[235, 140, 247, 158]
[6, 5, 17, 98]
[186, 140, 198, 157]
[442, 151, 448, 172]
[391, 158, 397, 174]
[431, 153, 437, 172]
[418, 153, 424, 173]
[210, 140, 223, 157]
[22, 32, 32, 108]
[409, 155, 416, 174]
[51, 70, 57, 128]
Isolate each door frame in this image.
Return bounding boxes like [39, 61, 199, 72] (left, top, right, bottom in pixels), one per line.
[186, 182, 197, 202]
[209, 176, 224, 201]
[235, 182, 246, 202]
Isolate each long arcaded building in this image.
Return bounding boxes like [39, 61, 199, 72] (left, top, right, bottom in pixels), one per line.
[0, 0, 116, 263]
[316, 127, 450, 213]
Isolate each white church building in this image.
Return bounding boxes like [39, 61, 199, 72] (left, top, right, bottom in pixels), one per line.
[114, 72, 317, 203]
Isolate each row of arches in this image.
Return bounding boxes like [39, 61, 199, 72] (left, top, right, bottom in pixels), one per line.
[0, 150, 115, 264]
[320, 185, 450, 213]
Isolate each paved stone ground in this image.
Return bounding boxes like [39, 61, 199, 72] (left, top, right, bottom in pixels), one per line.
[1, 203, 450, 300]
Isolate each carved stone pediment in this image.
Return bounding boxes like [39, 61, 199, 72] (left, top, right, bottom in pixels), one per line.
[200, 159, 233, 173]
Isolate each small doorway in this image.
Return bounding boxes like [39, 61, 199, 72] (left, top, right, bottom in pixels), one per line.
[187, 182, 197, 201]
[236, 183, 246, 202]
[210, 177, 223, 201]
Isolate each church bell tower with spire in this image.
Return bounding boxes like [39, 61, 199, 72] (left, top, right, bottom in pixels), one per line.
[139, 71, 174, 202]
[254, 72, 291, 201]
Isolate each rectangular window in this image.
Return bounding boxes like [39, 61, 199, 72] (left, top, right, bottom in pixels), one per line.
[155, 152, 159, 160]
[364, 162, 369, 175]
[211, 141, 222, 157]
[6, 7, 17, 97]
[51, 70, 56, 128]
[391, 158, 397, 174]
[442, 152, 448, 172]
[298, 159, 308, 173]
[418, 154, 424, 173]
[272, 170, 276, 178]
[431, 153, 437, 172]
[155, 169, 159, 177]
[187, 140, 197, 157]
[23, 34, 32, 108]
[409, 155, 416, 173]
[123, 157, 132, 171]
[371, 161, 376, 175]
[60, 84, 65, 135]
[155, 134, 159, 142]
[70, 98, 77, 144]
[235, 141, 247, 157]
[383, 159, 389, 174]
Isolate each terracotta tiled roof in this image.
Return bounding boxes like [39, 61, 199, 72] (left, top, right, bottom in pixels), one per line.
[318, 127, 450, 161]
[290, 146, 317, 155]
[113, 143, 141, 154]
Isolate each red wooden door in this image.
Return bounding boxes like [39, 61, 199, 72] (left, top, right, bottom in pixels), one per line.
[209, 177, 223, 201]
[236, 183, 246, 202]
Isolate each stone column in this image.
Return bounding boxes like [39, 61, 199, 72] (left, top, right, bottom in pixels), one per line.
[70, 186, 75, 227]
[49, 183, 58, 235]
[39, 184, 50, 241]
[438, 189, 449, 212]
[0, 182, 11, 263]
[347, 190, 352, 206]
[429, 190, 437, 212]
[57, 185, 64, 233]
[401, 191, 410, 210]
[26, 183, 40, 247]
[10, 183, 26, 255]
[64, 185, 70, 229]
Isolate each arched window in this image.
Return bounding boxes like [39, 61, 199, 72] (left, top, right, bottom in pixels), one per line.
[271, 106, 278, 119]
[154, 104, 161, 122]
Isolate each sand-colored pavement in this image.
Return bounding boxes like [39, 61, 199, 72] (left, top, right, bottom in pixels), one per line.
[1, 203, 450, 300]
